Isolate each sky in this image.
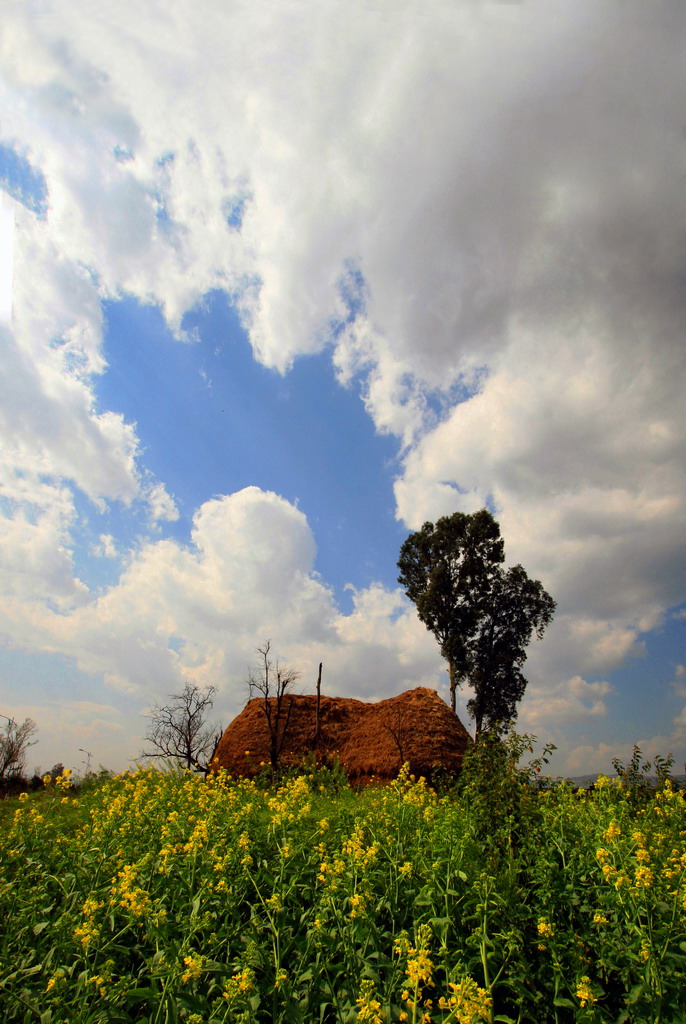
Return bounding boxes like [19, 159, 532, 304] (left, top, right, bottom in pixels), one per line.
[0, 0, 684, 779]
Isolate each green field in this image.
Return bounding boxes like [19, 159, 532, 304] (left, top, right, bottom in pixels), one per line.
[1, 748, 685, 1024]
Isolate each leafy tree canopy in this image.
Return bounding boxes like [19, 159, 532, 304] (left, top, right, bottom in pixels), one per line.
[397, 509, 555, 736]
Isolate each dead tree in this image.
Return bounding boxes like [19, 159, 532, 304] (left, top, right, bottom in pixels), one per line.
[248, 640, 299, 771]
[0, 716, 38, 782]
[382, 706, 408, 769]
[315, 662, 322, 751]
[141, 683, 220, 772]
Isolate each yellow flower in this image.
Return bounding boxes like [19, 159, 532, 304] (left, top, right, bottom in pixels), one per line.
[356, 978, 383, 1024]
[406, 950, 433, 987]
[349, 891, 366, 918]
[73, 921, 100, 948]
[634, 866, 654, 888]
[447, 978, 493, 1023]
[537, 918, 554, 939]
[604, 820, 622, 842]
[576, 976, 596, 1008]
[181, 954, 204, 984]
[223, 966, 255, 1002]
[45, 969, 65, 993]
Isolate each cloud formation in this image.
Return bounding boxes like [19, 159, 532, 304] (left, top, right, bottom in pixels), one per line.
[0, 1, 685, 771]
[0, 487, 444, 766]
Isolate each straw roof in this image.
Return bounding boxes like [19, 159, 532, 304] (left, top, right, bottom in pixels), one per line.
[212, 686, 470, 783]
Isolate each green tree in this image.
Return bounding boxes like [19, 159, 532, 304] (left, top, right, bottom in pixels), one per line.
[397, 509, 555, 735]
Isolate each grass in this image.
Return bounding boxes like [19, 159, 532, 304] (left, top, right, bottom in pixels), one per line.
[0, 751, 685, 1024]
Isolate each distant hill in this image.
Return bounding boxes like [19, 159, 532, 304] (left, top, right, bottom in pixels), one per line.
[551, 773, 686, 789]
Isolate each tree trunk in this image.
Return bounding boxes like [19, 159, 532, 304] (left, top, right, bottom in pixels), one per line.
[474, 712, 483, 741]
[448, 661, 457, 714]
[315, 662, 322, 751]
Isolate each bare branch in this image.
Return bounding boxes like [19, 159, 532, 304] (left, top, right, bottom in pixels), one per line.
[248, 640, 300, 772]
[0, 716, 38, 781]
[382, 706, 406, 767]
[141, 683, 219, 772]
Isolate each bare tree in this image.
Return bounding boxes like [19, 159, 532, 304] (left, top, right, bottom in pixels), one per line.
[248, 640, 300, 771]
[142, 683, 221, 772]
[382, 706, 407, 769]
[0, 716, 38, 781]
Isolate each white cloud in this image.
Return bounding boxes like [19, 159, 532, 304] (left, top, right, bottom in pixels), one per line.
[0, 488, 445, 721]
[519, 675, 613, 733]
[0, 0, 685, 769]
[0, 193, 14, 323]
[0, 481, 89, 609]
[394, 322, 685, 679]
[0, 698, 126, 775]
[146, 481, 179, 525]
[565, 734, 681, 779]
[93, 533, 117, 559]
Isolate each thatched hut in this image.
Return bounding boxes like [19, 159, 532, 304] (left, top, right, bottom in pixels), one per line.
[212, 686, 470, 784]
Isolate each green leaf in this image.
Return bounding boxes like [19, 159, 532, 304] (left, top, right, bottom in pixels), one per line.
[627, 983, 645, 1005]
[124, 987, 156, 1003]
[553, 997, 575, 1008]
[32, 922, 49, 936]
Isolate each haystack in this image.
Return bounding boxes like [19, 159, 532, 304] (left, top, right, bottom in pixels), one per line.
[212, 687, 470, 783]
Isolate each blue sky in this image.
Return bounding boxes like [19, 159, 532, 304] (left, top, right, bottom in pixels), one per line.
[0, 1, 685, 778]
[96, 292, 405, 609]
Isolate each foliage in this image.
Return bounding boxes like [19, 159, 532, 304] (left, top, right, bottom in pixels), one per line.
[397, 509, 555, 734]
[248, 640, 300, 772]
[397, 509, 503, 716]
[464, 564, 556, 736]
[611, 745, 675, 808]
[457, 730, 557, 845]
[142, 682, 221, 772]
[0, 715, 37, 783]
[249, 750, 352, 795]
[1, 754, 686, 1023]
